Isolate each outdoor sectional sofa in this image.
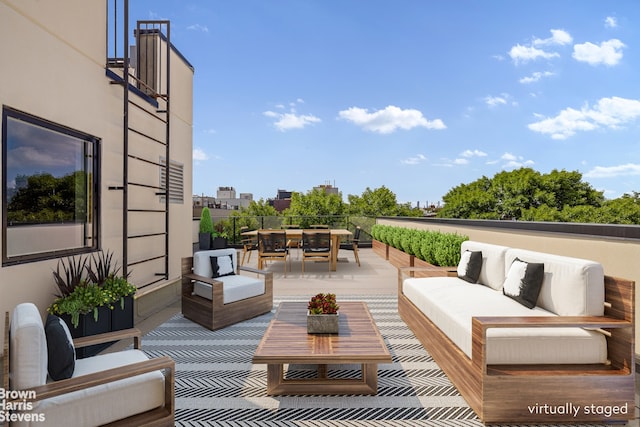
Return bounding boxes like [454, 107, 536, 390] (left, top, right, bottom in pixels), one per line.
[398, 240, 635, 423]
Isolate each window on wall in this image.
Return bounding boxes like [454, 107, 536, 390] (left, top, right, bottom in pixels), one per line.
[2, 107, 100, 265]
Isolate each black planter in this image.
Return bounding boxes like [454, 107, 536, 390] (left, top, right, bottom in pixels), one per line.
[111, 295, 134, 331]
[61, 305, 112, 358]
[199, 232, 212, 250]
[211, 237, 227, 249]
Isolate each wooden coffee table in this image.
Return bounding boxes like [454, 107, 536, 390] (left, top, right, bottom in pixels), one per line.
[252, 301, 392, 395]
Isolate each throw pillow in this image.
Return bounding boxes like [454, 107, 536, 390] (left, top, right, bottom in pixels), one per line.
[210, 254, 235, 278]
[44, 314, 75, 380]
[503, 258, 544, 308]
[457, 250, 482, 283]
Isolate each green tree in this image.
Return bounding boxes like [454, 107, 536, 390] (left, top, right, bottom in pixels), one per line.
[284, 188, 345, 227]
[438, 168, 605, 221]
[347, 186, 421, 217]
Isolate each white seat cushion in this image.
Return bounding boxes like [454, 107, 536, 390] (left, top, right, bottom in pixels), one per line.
[10, 303, 48, 390]
[193, 275, 265, 304]
[16, 350, 166, 427]
[403, 277, 607, 365]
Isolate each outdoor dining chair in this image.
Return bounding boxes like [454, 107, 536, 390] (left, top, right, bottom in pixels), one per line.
[339, 226, 361, 266]
[258, 231, 289, 276]
[301, 231, 332, 275]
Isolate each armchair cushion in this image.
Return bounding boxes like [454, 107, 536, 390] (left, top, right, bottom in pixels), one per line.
[10, 303, 48, 390]
[44, 314, 75, 380]
[210, 254, 235, 278]
[33, 350, 166, 427]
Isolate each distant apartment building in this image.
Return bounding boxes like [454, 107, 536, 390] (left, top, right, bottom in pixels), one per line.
[0, 0, 194, 332]
[269, 189, 292, 212]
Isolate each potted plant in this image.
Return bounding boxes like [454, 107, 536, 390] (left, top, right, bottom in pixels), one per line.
[211, 222, 228, 249]
[199, 207, 214, 250]
[307, 293, 339, 334]
[48, 250, 136, 357]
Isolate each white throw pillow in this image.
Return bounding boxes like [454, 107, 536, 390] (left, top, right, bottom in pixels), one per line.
[457, 250, 482, 283]
[503, 258, 544, 308]
[210, 254, 235, 278]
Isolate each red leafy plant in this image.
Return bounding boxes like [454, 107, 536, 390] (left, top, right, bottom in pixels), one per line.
[307, 293, 339, 315]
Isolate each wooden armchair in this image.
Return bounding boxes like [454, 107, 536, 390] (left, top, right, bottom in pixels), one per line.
[4, 303, 174, 426]
[182, 248, 273, 330]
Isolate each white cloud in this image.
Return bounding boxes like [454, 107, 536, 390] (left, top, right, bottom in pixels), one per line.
[187, 24, 209, 33]
[485, 96, 507, 107]
[528, 96, 640, 139]
[533, 29, 573, 46]
[500, 152, 534, 169]
[572, 39, 625, 66]
[338, 105, 446, 134]
[401, 154, 427, 165]
[193, 148, 209, 161]
[509, 44, 559, 64]
[263, 111, 321, 131]
[585, 163, 640, 178]
[605, 16, 618, 29]
[453, 158, 469, 165]
[461, 149, 488, 158]
[485, 94, 516, 108]
[264, 99, 321, 131]
[519, 71, 555, 84]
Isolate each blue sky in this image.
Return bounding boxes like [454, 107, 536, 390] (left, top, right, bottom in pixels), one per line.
[129, 1, 640, 206]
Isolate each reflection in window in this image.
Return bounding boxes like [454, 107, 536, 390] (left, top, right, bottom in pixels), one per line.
[2, 107, 100, 265]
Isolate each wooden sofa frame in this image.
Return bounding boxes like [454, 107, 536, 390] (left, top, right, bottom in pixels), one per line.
[398, 267, 635, 423]
[3, 313, 175, 426]
[181, 255, 274, 330]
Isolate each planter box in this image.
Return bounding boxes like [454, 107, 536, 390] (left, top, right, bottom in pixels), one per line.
[61, 305, 112, 358]
[111, 295, 134, 331]
[412, 258, 458, 278]
[388, 245, 414, 269]
[372, 239, 389, 260]
[211, 237, 227, 249]
[307, 312, 339, 334]
[199, 232, 211, 250]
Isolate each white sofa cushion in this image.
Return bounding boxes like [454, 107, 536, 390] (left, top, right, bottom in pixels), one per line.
[192, 248, 265, 304]
[461, 241, 509, 290]
[193, 275, 265, 304]
[505, 249, 605, 316]
[17, 350, 166, 427]
[10, 303, 48, 390]
[403, 277, 607, 364]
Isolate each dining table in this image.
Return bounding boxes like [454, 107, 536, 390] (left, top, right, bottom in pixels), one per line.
[242, 228, 353, 271]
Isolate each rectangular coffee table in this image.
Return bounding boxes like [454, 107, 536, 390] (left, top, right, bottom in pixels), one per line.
[252, 301, 392, 395]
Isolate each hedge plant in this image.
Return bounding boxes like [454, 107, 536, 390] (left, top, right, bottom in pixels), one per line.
[371, 224, 468, 266]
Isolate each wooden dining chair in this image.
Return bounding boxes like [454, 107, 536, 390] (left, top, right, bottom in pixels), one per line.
[301, 231, 332, 275]
[339, 226, 361, 266]
[258, 231, 289, 276]
[239, 227, 258, 265]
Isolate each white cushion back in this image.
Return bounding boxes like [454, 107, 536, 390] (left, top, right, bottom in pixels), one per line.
[461, 241, 509, 290]
[505, 249, 604, 316]
[193, 249, 237, 277]
[10, 303, 48, 389]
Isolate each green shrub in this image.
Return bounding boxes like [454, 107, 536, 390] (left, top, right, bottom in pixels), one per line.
[199, 207, 214, 234]
[434, 233, 468, 266]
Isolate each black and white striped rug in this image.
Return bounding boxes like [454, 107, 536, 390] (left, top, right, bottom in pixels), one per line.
[142, 296, 613, 426]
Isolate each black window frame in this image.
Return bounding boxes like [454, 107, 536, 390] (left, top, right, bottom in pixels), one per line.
[2, 106, 101, 266]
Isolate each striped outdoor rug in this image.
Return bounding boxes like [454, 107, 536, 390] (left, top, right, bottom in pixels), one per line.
[142, 296, 613, 426]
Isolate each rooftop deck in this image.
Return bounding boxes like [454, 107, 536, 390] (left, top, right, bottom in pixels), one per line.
[131, 248, 640, 425]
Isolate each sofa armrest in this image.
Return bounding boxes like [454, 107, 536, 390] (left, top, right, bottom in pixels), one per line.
[73, 327, 142, 349]
[471, 316, 633, 372]
[7, 356, 175, 404]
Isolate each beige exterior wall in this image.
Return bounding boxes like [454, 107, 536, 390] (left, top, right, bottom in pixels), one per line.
[0, 0, 193, 339]
[379, 218, 640, 355]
